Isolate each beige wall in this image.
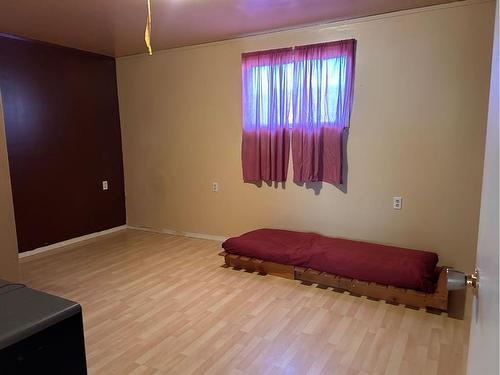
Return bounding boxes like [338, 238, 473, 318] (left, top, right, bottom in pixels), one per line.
[116, 1, 495, 271]
[0, 95, 19, 281]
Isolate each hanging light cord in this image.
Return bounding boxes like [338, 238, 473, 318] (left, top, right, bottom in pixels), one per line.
[145, 0, 153, 55]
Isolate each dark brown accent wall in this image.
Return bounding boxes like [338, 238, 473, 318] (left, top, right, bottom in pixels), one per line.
[0, 35, 126, 252]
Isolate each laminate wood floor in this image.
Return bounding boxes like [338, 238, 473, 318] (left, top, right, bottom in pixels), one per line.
[20, 229, 468, 375]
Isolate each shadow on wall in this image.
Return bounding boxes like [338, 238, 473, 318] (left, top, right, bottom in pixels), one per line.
[250, 128, 350, 196]
[250, 181, 286, 189]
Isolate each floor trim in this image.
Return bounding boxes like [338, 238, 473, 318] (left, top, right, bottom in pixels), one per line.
[127, 225, 228, 242]
[18, 225, 128, 258]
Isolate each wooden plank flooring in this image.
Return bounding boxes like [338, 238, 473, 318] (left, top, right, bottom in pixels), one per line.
[19, 229, 468, 374]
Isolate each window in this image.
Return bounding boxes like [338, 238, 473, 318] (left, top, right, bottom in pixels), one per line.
[245, 57, 347, 128]
[241, 39, 356, 184]
[293, 55, 349, 127]
[245, 62, 294, 127]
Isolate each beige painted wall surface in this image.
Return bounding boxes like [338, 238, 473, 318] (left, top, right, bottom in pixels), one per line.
[117, 1, 495, 271]
[0, 96, 19, 281]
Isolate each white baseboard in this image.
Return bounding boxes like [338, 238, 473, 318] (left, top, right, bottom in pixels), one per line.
[19, 224, 226, 259]
[127, 225, 228, 242]
[19, 225, 127, 259]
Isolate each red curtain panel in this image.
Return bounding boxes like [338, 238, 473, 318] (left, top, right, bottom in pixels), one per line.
[291, 39, 356, 185]
[241, 48, 293, 183]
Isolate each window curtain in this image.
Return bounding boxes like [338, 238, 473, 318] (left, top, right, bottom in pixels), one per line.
[241, 48, 293, 182]
[291, 39, 356, 184]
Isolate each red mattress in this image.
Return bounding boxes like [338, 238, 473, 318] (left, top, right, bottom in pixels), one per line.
[222, 229, 439, 292]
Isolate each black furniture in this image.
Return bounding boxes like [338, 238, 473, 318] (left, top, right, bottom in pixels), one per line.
[0, 280, 87, 374]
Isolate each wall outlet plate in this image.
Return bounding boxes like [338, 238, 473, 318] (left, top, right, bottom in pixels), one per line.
[102, 181, 109, 191]
[393, 196, 402, 210]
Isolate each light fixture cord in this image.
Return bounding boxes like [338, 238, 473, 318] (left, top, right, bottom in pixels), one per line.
[145, 0, 153, 55]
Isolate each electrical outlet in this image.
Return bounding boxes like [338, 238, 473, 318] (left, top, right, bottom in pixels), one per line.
[212, 182, 219, 192]
[102, 180, 109, 191]
[393, 196, 402, 210]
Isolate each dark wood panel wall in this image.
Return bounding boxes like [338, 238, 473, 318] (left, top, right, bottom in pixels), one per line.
[0, 35, 126, 252]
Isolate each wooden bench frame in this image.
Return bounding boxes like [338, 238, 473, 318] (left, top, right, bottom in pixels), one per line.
[219, 251, 448, 311]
